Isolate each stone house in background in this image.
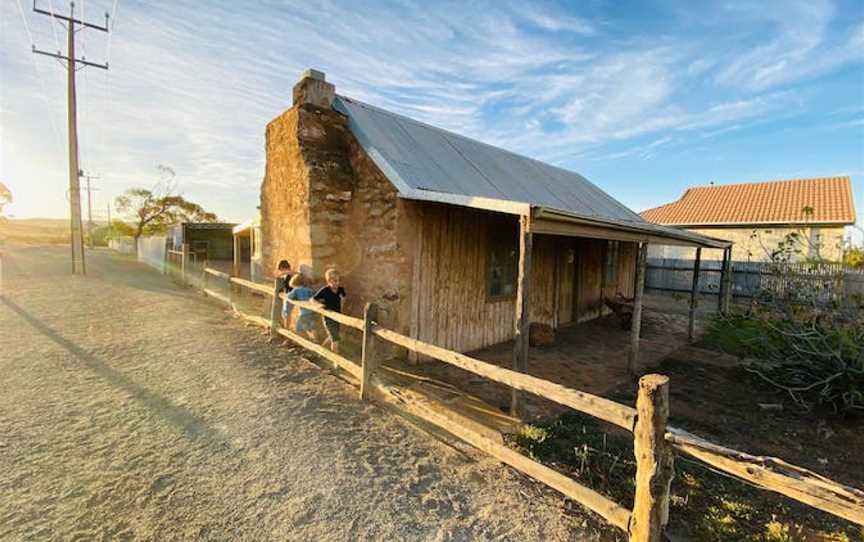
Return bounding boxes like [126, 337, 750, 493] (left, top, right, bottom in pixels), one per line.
[259, 70, 728, 355]
[641, 177, 856, 262]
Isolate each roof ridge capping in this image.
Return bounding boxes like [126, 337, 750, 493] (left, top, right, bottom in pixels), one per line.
[686, 175, 851, 191]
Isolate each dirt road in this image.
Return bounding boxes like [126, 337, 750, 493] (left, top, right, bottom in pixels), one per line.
[0, 246, 607, 541]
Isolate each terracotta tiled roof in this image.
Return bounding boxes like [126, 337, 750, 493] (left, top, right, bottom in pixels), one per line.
[640, 176, 855, 226]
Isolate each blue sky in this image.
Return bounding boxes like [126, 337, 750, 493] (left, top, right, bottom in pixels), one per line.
[2, 0, 863, 240]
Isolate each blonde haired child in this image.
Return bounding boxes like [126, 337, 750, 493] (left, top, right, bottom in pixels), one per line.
[313, 268, 346, 354]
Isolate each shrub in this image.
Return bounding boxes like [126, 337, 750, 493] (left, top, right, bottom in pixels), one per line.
[706, 311, 863, 415]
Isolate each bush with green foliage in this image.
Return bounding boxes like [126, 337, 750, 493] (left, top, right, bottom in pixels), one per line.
[707, 208, 863, 415]
[89, 220, 135, 246]
[845, 247, 864, 269]
[705, 313, 863, 414]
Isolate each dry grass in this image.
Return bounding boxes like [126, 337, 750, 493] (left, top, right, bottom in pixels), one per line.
[0, 218, 71, 245]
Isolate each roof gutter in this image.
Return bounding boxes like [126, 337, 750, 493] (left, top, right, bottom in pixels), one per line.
[534, 207, 732, 249]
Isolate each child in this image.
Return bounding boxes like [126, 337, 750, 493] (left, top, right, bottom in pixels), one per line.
[284, 274, 316, 340]
[275, 260, 293, 293]
[314, 268, 347, 354]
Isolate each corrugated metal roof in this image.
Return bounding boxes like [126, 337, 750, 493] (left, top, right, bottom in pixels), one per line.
[333, 95, 730, 248]
[334, 95, 643, 222]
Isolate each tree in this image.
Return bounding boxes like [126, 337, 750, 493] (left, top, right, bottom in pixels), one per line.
[90, 220, 136, 247]
[845, 247, 864, 269]
[0, 182, 11, 220]
[114, 167, 218, 252]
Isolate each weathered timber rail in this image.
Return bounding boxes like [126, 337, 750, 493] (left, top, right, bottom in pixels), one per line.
[198, 269, 864, 539]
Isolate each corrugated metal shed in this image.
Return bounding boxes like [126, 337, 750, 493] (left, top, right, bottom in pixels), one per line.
[333, 95, 730, 248]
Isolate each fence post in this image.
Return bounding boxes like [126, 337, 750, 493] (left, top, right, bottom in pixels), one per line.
[630, 374, 674, 542]
[161, 239, 168, 275]
[688, 247, 702, 342]
[628, 242, 648, 376]
[511, 214, 533, 417]
[269, 277, 284, 339]
[201, 260, 208, 296]
[181, 243, 190, 284]
[717, 248, 727, 313]
[360, 303, 380, 401]
[722, 248, 734, 314]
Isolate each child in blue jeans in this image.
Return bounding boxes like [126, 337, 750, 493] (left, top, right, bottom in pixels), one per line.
[283, 274, 316, 339]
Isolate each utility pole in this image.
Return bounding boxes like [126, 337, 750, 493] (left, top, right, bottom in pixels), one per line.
[32, 1, 110, 275]
[81, 172, 99, 248]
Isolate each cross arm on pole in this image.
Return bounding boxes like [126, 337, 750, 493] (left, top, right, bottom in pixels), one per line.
[32, 46, 109, 70]
[33, 2, 109, 32]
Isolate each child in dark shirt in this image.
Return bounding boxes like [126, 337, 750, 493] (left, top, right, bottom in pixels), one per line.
[275, 260, 293, 294]
[275, 260, 293, 327]
[314, 268, 346, 354]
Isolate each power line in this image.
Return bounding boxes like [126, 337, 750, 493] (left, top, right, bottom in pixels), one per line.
[31, 1, 111, 276]
[99, 1, 120, 178]
[14, 0, 64, 154]
[46, 0, 63, 53]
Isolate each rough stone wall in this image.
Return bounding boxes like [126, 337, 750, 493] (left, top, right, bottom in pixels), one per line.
[648, 226, 846, 262]
[260, 102, 413, 336]
[260, 107, 313, 278]
[333, 133, 413, 333]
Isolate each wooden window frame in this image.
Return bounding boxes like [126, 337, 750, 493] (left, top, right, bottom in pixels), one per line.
[486, 224, 518, 303]
[605, 240, 620, 287]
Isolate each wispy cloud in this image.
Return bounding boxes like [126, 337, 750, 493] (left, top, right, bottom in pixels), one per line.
[518, 6, 596, 35]
[713, 0, 863, 90]
[1, 0, 862, 221]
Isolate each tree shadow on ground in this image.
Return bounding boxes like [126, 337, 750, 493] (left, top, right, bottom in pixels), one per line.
[2, 296, 218, 442]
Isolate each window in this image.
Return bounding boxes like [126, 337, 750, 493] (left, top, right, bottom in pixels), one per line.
[604, 240, 620, 285]
[487, 224, 518, 301]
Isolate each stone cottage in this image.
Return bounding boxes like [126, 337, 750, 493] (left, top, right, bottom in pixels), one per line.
[260, 69, 729, 356]
[641, 177, 855, 262]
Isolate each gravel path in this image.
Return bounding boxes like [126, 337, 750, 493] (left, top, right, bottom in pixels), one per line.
[0, 246, 608, 541]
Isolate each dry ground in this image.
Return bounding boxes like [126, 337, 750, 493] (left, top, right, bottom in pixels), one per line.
[0, 245, 611, 542]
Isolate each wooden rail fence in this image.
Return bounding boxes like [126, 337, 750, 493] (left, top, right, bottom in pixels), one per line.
[198, 269, 864, 539]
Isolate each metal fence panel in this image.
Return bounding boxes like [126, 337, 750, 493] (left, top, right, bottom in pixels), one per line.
[646, 258, 864, 305]
[137, 236, 167, 272]
[108, 237, 135, 254]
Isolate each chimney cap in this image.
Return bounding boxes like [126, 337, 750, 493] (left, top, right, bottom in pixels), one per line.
[293, 69, 334, 108]
[301, 68, 326, 82]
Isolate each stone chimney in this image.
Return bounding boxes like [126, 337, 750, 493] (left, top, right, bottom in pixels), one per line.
[292, 69, 334, 109]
